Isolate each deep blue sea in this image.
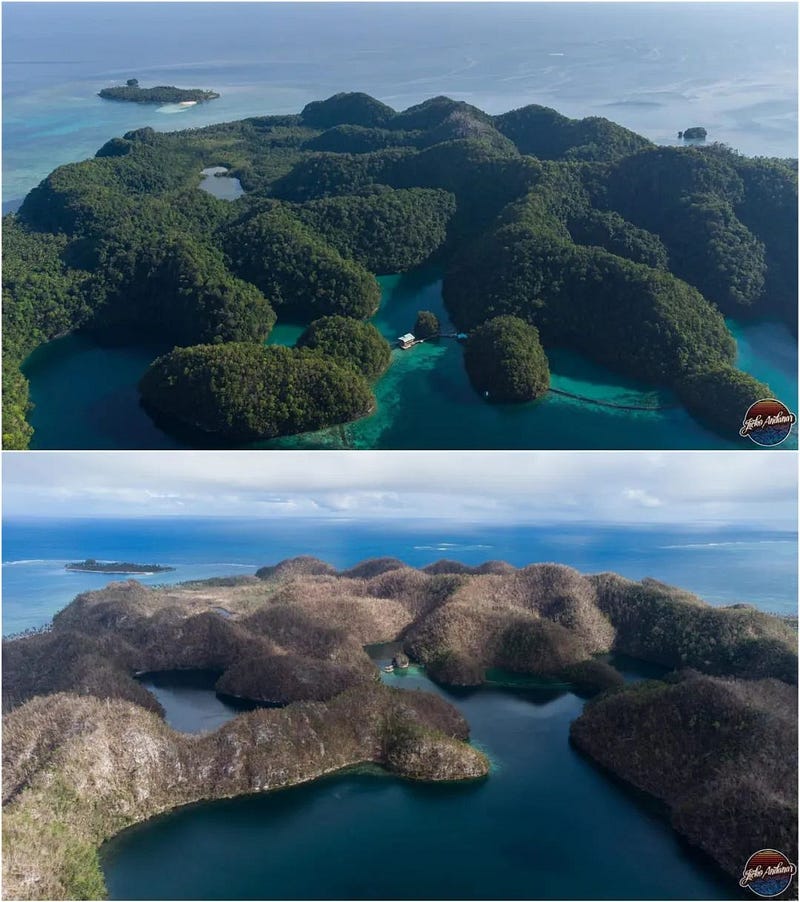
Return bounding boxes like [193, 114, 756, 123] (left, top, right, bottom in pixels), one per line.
[3, 2, 797, 210]
[2, 517, 796, 636]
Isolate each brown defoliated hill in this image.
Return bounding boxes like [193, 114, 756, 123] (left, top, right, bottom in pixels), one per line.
[2, 558, 796, 899]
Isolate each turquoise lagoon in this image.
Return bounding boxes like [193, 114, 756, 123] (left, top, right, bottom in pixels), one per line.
[22, 269, 798, 450]
[7, 3, 797, 450]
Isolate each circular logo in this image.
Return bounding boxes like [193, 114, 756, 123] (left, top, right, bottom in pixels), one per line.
[739, 849, 797, 897]
[739, 399, 796, 446]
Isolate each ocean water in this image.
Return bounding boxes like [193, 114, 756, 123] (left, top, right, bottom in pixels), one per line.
[22, 270, 799, 451]
[6, 514, 794, 899]
[3, 2, 797, 210]
[2, 517, 796, 636]
[7, 4, 798, 451]
[101, 654, 733, 901]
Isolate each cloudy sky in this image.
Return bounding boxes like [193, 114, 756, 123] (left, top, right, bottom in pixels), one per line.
[2, 451, 796, 531]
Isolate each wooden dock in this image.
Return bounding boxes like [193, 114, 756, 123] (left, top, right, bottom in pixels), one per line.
[398, 332, 466, 349]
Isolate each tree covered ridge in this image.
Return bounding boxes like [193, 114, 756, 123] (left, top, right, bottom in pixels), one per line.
[297, 316, 391, 380]
[3, 92, 796, 447]
[139, 344, 376, 443]
[464, 316, 551, 403]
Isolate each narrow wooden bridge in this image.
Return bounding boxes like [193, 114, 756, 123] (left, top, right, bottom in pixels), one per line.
[548, 387, 680, 412]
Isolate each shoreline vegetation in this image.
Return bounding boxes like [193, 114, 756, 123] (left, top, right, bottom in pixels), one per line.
[2, 557, 796, 899]
[3, 92, 796, 449]
[65, 559, 175, 574]
[98, 79, 219, 104]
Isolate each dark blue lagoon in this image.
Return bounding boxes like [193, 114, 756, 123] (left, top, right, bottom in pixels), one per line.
[138, 670, 261, 734]
[101, 656, 732, 901]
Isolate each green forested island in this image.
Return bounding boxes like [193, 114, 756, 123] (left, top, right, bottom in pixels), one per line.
[682, 126, 708, 140]
[3, 92, 796, 448]
[98, 79, 219, 104]
[2, 558, 796, 898]
[65, 559, 175, 574]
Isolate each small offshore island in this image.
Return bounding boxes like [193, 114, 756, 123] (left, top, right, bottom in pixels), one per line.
[65, 559, 175, 574]
[3, 92, 797, 449]
[680, 126, 708, 141]
[2, 557, 796, 900]
[98, 78, 219, 104]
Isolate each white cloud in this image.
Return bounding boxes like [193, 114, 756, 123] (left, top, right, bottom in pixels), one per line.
[622, 488, 662, 508]
[1, 451, 796, 531]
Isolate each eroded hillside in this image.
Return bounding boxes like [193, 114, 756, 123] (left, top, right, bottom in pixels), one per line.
[2, 557, 796, 899]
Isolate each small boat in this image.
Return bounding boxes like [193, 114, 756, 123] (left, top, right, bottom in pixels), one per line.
[383, 664, 395, 673]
